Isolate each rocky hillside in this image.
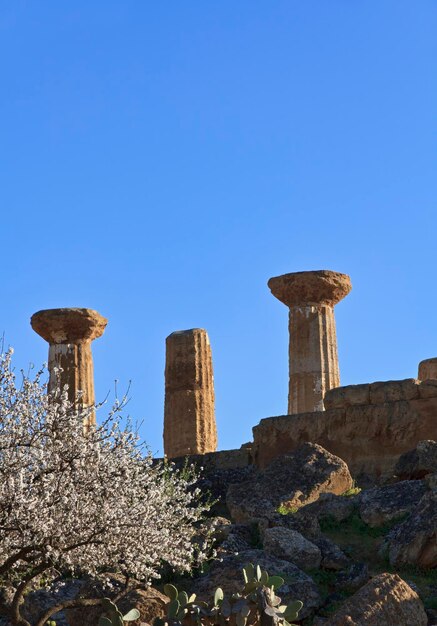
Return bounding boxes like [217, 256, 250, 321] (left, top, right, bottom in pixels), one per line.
[4, 441, 436, 626]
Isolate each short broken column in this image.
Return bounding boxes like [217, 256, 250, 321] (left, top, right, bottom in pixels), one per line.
[418, 358, 437, 381]
[31, 308, 108, 429]
[164, 328, 217, 458]
[268, 270, 352, 414]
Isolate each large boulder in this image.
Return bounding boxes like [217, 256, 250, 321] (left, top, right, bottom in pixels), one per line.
[386, 490, 437, 568]
[297, 492, 359, 523]
[226, 443, 352, 523]
[313, 537, 350, 571]
[358, 480, 428, 527]
[263, 527, 322, 570]
[324, 573, 427, 626]
[394, 440, 437, 480]
[191, 549, 321, 619]
[66, 574, 167, 626]
[266, 507, 321, 541]
[335, 563, 370, 593]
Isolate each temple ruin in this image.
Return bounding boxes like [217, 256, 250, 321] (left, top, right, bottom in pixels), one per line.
[28, 269, 437, 480]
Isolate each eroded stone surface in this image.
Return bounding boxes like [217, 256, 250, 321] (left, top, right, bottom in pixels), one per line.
[268, 270, 352, 308]
[359, 480, 428, 527]
[324, 384, 370, 409]
[314, 536, 350, 570]
[252, 396, 437, 478]
[418, 357, 437, 381]
[31, 308, 107, 344]
[164, 328, 217, 458]
[263, 527, 322, 569]
[226, 443, 352, 523]
[66, 574, 167, 626]
[394, 440, 437, 480]
[324, 573, 427, 626]
[386, 490, 437, 568]
[191, 549, 321, 619]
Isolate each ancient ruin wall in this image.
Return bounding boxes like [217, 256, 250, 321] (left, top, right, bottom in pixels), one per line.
[252, 378, 437, 478]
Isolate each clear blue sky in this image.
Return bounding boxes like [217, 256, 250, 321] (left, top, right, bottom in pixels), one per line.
[1, 1, 436, 455]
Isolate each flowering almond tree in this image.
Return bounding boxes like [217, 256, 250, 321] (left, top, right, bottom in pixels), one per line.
[0, 348, 210, 626]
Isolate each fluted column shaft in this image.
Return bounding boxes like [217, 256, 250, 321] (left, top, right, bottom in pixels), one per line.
[288, 305, 340, 413]
[164, 328, 217, 458]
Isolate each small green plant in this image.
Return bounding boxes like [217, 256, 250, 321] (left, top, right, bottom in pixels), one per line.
[98, 598, 141, 626]
[340, 481, 362, 497]
[277, 503, 299, 515]
[154, 563, 303, 626]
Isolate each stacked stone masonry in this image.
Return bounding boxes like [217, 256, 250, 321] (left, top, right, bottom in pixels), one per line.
[252, 377, 437, 478]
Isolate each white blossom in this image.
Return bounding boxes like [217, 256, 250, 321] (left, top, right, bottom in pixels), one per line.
[0, 348, 211, 625]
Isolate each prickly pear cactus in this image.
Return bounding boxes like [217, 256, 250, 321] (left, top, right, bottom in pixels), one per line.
[153, 563, 303, 626]
[97, 597, 141, 626]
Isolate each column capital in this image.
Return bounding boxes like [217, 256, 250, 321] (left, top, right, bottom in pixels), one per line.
[31, 308, 107, 344]
[268, 270, 352, 308]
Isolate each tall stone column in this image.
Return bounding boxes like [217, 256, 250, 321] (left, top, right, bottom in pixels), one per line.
[418, 358, 437, 380]
[31, 308, 107, 430]
[268, 270, 352, 414]
[164, 328, 217, 458]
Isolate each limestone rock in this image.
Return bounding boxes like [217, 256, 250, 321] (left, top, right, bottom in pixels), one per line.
[66, 574, 167, 626]
[418, 357, 437, 381]
[252, 395, 437, 478]
[313, 537, 350, 571]
[394, 440, 437, 480]
[263, 527, 322, 570]
[369, 378, 420, 403]
[324, 384, 370, 409]
[164, 329, 217, 458]
[191, 549, 321, 619]
[335, 563, 370, 593]
[324, 573, 427, 626]
[386, 490, 437, 568]
[358, 480, 428, 527]
[226, 443, 353, 523]
[267, 270, 352, 308]
[418, 378, 437, 398]
[267, 508, 321, 541]
[216, 523, 253, 556]
[297, 492, 359, 523]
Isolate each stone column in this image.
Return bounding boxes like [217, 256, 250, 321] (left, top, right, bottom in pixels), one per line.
[31, 308, 107, 430]
[418, 358, 437, 380]
[268, 270, 352, 414]
[164, 328, 217, 458]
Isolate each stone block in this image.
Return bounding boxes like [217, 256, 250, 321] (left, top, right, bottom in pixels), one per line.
[324, 383, 370, 409]
[369, 378, 420, 404]
[418, 378, 437, 399]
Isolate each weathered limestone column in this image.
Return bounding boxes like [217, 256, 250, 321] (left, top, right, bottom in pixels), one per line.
[418, 358, 437, 380]
[268, 270, 352, 414]
[31, 308, 107, 429]
[164, 328, 217, 458]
